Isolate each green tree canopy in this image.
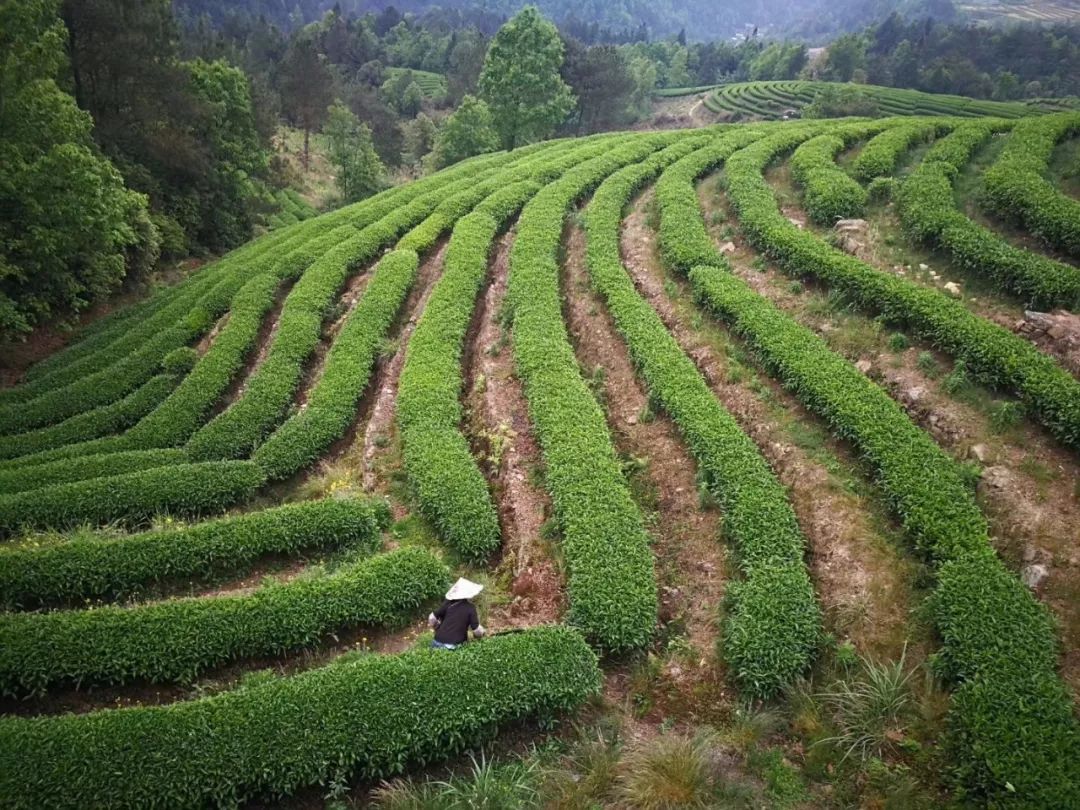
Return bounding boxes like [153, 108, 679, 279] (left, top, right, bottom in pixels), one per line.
[478, 7, 575, 150]
[324, 101, 385, 203]
[0, 0, 158, 341]
[431, 95, 500, 169]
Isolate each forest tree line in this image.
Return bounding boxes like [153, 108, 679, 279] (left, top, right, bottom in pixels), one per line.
[3, 0, 1079, 342]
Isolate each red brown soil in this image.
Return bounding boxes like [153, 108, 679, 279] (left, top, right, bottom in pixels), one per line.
[463, 228, 562, 630]
[562, 218, 728, 671]
[734, 170, 1080, 691]
[360, 242, 449, 497]
[205, 280, 295, 417]
[630, 189, 916, 659]
[294, 266, 373, 409]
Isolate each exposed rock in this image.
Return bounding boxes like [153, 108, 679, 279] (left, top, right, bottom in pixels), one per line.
[918, 263, 930, 272]
[1016, 310, 1080, 374]
[980, 465, 1015, 492]
[720, 241, 737, 254]
[970, 443, 991, 463]
[1022, 563, 1049, 590]
[855, 359, 872, 374]
[833, 219, 870, 259]
[944, 281, 961, 297]
[788, 217, 805, 229]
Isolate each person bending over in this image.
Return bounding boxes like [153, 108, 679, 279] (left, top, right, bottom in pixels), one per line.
[429, 577, 486, 650]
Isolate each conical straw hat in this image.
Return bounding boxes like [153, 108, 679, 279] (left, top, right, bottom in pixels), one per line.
[446, 577, 484, 600]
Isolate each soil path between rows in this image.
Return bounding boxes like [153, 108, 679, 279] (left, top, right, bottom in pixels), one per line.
[464, 228, 562, 630]
[360, 241, 449, 498]
[627, 187, 916, 658]
[561, 218, 728, 666]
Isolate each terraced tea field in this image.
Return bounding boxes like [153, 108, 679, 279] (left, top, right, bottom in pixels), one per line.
[1, 112, 1079, 808]
[691, 80, 1074, 119]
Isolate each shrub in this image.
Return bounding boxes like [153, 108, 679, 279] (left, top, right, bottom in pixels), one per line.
[593, 132, 820, 695]
[0, 546, 449, 693]
[0, 496, 390, 609]
[186, 163, 504, 462]
[161, 346, 197, 375]
[982, 113, 1080, 259]
[0, 448, 187, 496]
[897, 121, 1080, 310]
[0, 461, 264, 536]
[724, 125, 1080, 451]
[722, 124, 1080, 805]
[0, 626, 600, 809]
[789, 127, 879, 224]
[850, 120, 945, 182]
[0, 374, 176, 462]
[505, 135, 671, 651]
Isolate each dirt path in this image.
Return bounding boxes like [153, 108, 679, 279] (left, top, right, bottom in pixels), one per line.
[724, 170, 1080, 691]
[562, 219, 728, 663]
[206, 280, 294, 417]
[463, 229, 562, 630]
[360, 242, 449, 496]
[295, 266, 373, 410]
[626, 189, 917, 660]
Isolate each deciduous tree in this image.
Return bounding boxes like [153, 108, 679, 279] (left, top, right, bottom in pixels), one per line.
[478, 7, 575, 150]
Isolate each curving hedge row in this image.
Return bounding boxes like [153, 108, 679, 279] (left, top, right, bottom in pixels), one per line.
[725, 126, 1080, 451]
[982, 112, 1080, 259]
[186, 163, 509, 463]
[592, 133, 821, 697]
[397, 210, 509, 561]
[0, 625, 599, 809]
[0, 461, 264, 537]
[789, 123, 884, 224]
[0, 448, 187, 496]
[0, 496, 391, 609]
[0, 546, 448, 694]
[506, 134, 672, 652]
[253, 249, 420, 480]
[723, 129, 1080, 806]
[897, 122, 1080, 310]
[8, 179, 422, 393]
[0, 373, 176, 462]
[850, 119, 947, 182]
[396, 141, 614, 561]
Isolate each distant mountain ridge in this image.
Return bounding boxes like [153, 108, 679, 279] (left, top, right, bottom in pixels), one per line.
[174, 0, 973, 40]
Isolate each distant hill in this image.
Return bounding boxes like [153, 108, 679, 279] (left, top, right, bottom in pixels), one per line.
[174, 0, 977, 40]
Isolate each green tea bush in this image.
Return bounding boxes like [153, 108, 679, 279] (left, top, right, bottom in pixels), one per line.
[897, 121, 1080, 310]
[253, 249, 419, 480]
[0, 496, 390, 608]
[161, 346, 197, 375]
[186, 166, 500, 462]
[983, 113, 1080, 259]
[395, 140, 607, 560]
[850, 120, 946, 182]
[0, 546, 447, 693]
[506, 135, 672, 651]
[0, 448, 187, 495]
[595, 132, 820, 696]
[0, 626, 600, 809]
[722, 125, 1080, 806]
[724, 127, 1080, 451]
[0, 461, 264, 536]
[0, 374, 176, 462]
[789, 127, 880, 224]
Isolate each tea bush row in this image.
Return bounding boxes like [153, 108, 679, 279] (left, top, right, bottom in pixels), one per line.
[0, 496, 390, 609]
[591, 131, 821, 697]
[0, 546, 447, 693]
[983, 112, 1080, 259]
[725, 126, 1080, 450]
[897, 121, 1080, 310]
[506, 134, 670, 651]
[0, 625, 600, 809]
